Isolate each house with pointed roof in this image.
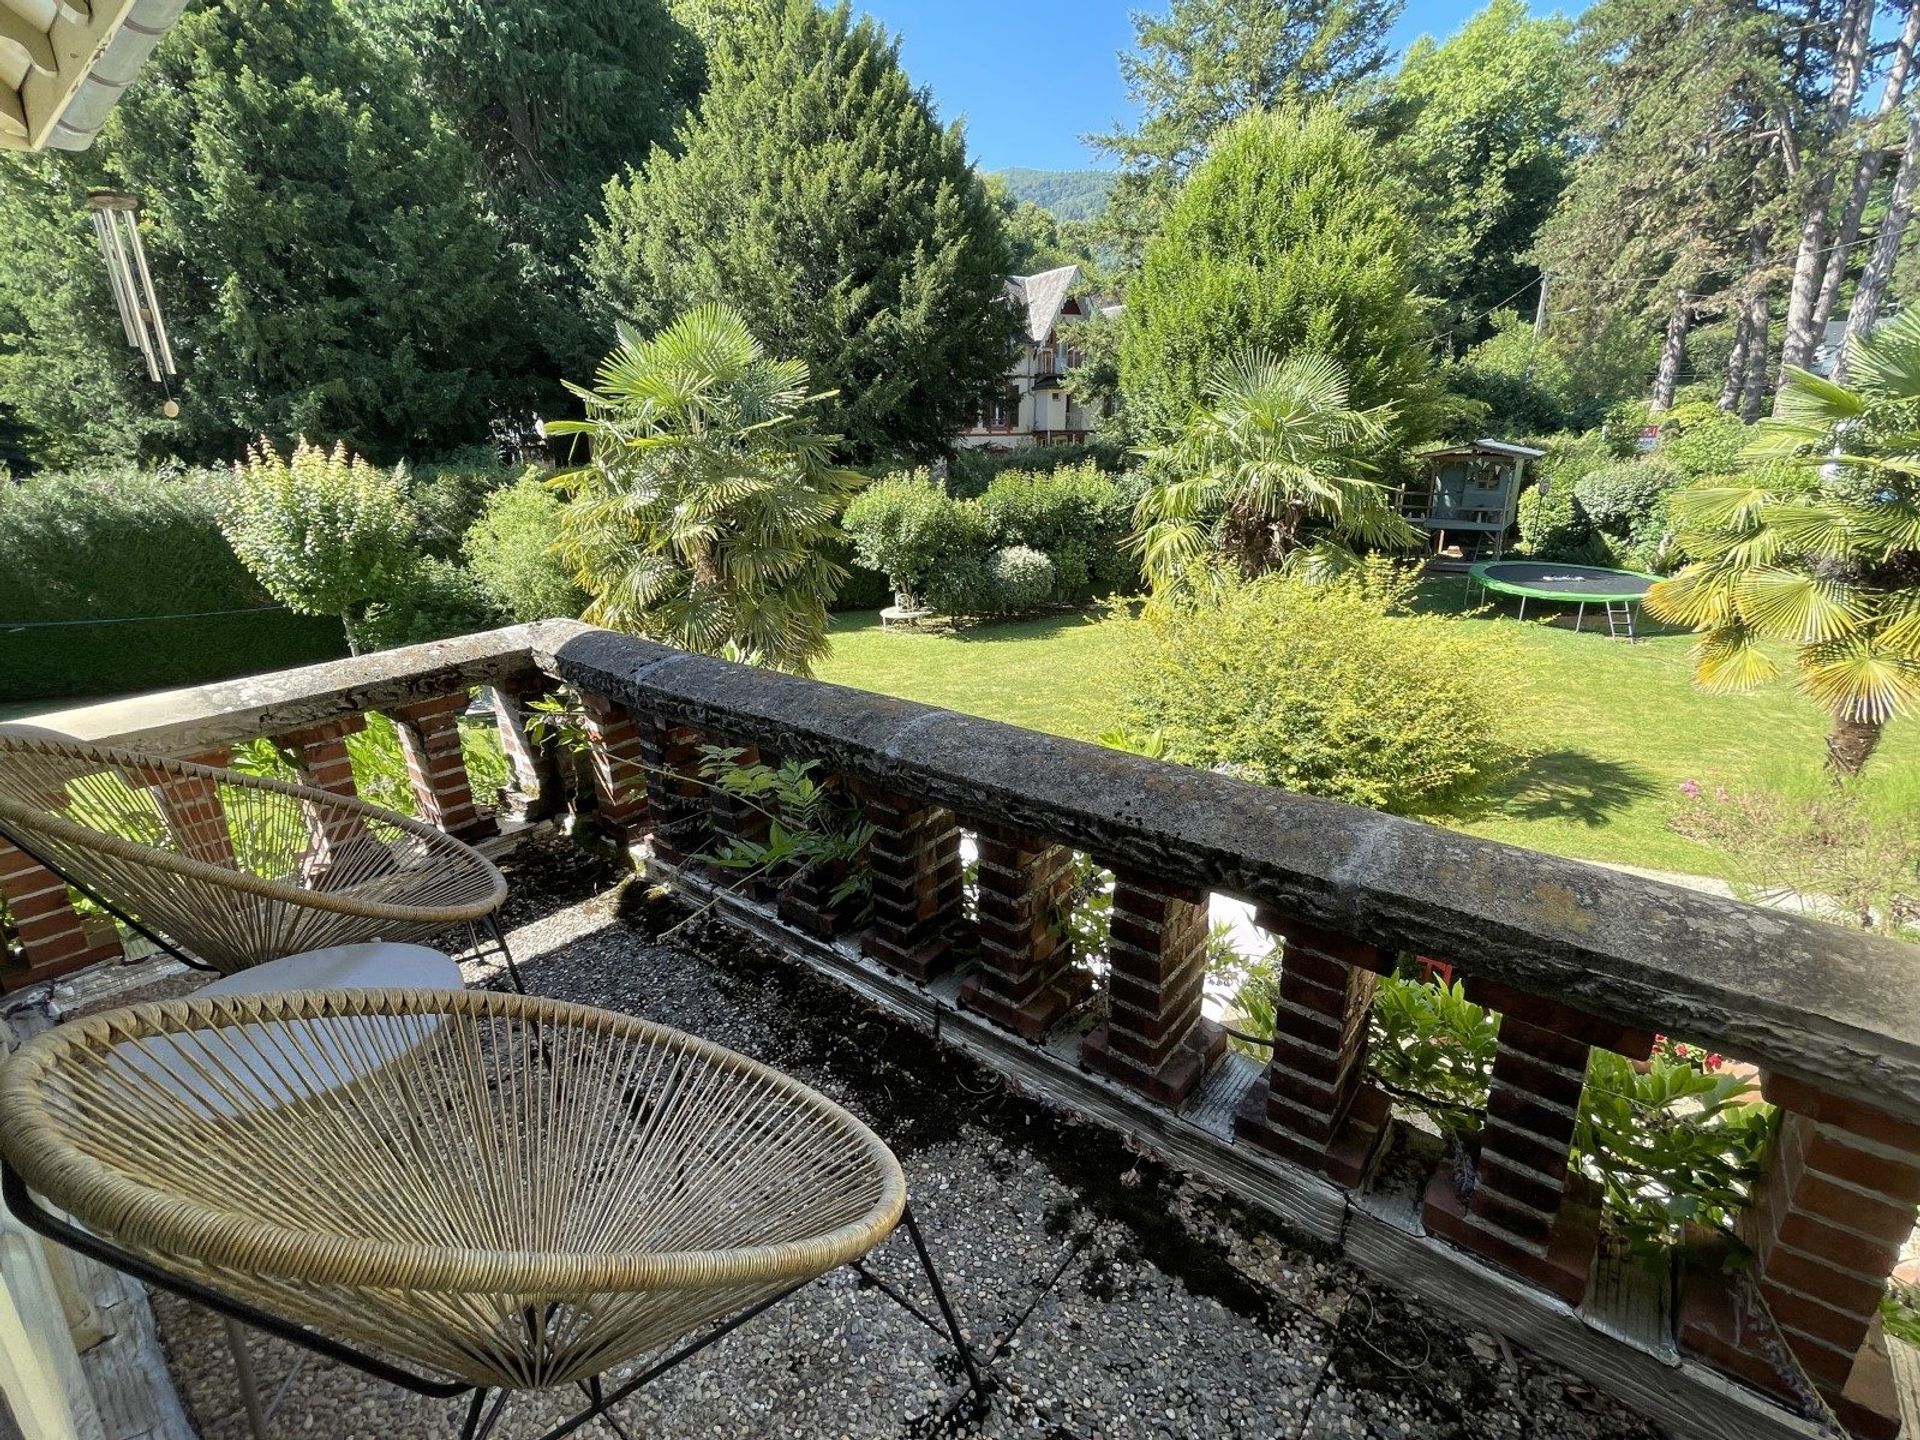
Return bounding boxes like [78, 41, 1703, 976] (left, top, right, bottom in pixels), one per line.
[957, 264, 1110, 450]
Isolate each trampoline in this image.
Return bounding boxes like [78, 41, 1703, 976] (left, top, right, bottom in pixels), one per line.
[1466, 560, 1658, 638]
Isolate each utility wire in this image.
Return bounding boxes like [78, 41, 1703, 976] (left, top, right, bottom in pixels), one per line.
[0, 603, 291, 631]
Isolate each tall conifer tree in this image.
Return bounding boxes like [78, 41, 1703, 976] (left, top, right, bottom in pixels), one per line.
[589, 0, 1015, 461]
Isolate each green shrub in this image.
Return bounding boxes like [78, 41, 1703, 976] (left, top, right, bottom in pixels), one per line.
[987, 546, 1055, 613]
[842, 472, 993, 607]
[0, 466, 346, 703]
[1109, 569, 1531, 815]
[1573, 460, 1681, 537]
[352, 556, 501, 652]
[977, 462, 1137, 599]
[1657, 403, 1747, 478]
[463, 475, 587, 622]
[948, 439, 1132, 498]
[407, 449, 517, 559]
[1516, 477, 1604, 563]
[219, 440, 419, 651]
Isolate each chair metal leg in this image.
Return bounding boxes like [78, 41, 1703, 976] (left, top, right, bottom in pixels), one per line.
[459, 1387, 509, 1440]
[469, 913, 525, 993]
[901, 1204, 986, 1400]
[225, 1317, 270, 1440]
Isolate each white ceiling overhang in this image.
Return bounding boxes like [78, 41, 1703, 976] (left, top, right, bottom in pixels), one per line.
[1, 0, 185, 153]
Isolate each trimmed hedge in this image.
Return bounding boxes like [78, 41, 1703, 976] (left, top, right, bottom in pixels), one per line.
[842, 462, 1139, 618]
[0, 467, 346, 703]
[948, 439, 1131, 498]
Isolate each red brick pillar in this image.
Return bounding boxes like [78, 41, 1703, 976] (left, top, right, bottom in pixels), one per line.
[633, 719, 710, 866]
[0, 837, 121, 989]
[151, 747, 237, 869]
[1081, 870, 1225, 1106]
[854, 784, 962, 981]
[278, 717, 369, 872]
[576, 692, 650, 849]
[390, 693, 497, 841]
[1422, 979, 1653, 1305]
[958, 825, 1086, 1039]
[489, 681, 565, 822]
[1235, 915, 1392, 1187]
[1681, 1074, 1920, 1439]
[705, 741, 772, 894]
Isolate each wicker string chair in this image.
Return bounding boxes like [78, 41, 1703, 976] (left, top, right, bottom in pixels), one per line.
[0, 733, 507, 978]
[0, 988, 915, 1407]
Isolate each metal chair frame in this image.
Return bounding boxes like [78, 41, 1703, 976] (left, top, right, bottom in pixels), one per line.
[5, 1165, 986, 1440]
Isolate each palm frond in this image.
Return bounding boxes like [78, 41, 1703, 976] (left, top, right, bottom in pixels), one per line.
[1799, 639, 1920, 723]
[1689, 628, 1780, 692]
[1733, 569, 1863, 643]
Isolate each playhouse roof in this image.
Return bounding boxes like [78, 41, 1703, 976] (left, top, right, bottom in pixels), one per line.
[1425, 438, 1547, 462]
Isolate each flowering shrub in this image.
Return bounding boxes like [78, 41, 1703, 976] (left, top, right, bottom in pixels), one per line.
[986, 545, 1056, 613]
[1670, 776, 1920, 934]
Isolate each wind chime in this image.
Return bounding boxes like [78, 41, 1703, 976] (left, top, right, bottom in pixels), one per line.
[86, 191, 179, 417]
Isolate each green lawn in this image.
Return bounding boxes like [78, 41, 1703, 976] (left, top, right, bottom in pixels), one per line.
[816, 583, 1919, 879]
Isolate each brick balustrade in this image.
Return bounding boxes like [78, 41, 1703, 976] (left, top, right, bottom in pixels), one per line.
[276, 717, 370, 876]
[390, 693, 497, 842]
[150, 747, 238, 869]
[16, 621, 1920, 1440]
[1236, 914, 1392, 1188]
[957, 824, 1086, 1040]
[1081, 869, 1225, 1106]
[1681, 1072, 1920, 1438]
[575, 692, 650, 848]
[856, 782, 963, 981]
[1423, 979, 1655, 1306]
[704, 739, 773, 895]
[632, 718, 708, 866]
[0, 837, 120, 989]
[488, 679, 566, 822]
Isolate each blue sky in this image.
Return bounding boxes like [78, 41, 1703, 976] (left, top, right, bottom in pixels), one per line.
[854, 1, 1569, 172]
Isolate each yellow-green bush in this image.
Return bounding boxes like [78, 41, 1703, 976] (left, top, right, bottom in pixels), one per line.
[463, 475, 587, 623]
[1108, 567, 1531, 816]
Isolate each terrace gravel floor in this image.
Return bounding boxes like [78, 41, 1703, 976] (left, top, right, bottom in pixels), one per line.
[132, 835, 1666, 1440]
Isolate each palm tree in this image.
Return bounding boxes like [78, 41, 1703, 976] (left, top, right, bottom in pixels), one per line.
[547, 304, 865, 674]
[1647, 306, 1920, 776]
[1131, 350, 1419, 589]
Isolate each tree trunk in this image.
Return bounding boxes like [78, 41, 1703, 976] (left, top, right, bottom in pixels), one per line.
[1649, 290, 1691, 412]
[1826, 711, 1884, 777]
[1808, 0, 1920, 345]
[1739, 280, 1773, 422]
[1720, 307, 1751, 411]
[1723, 226, 1768, 410]
[341, 611, 361, 656]
[1779, 0, 1876, 378]
[1835, 102, 1920, 384]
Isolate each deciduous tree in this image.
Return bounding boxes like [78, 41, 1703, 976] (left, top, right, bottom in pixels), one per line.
[1375, 0, 1577, 350]
[1090, 0, 1405, 268]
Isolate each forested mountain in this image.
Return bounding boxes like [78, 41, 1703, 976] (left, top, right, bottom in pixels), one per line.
[991, 168, 1114, 221]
